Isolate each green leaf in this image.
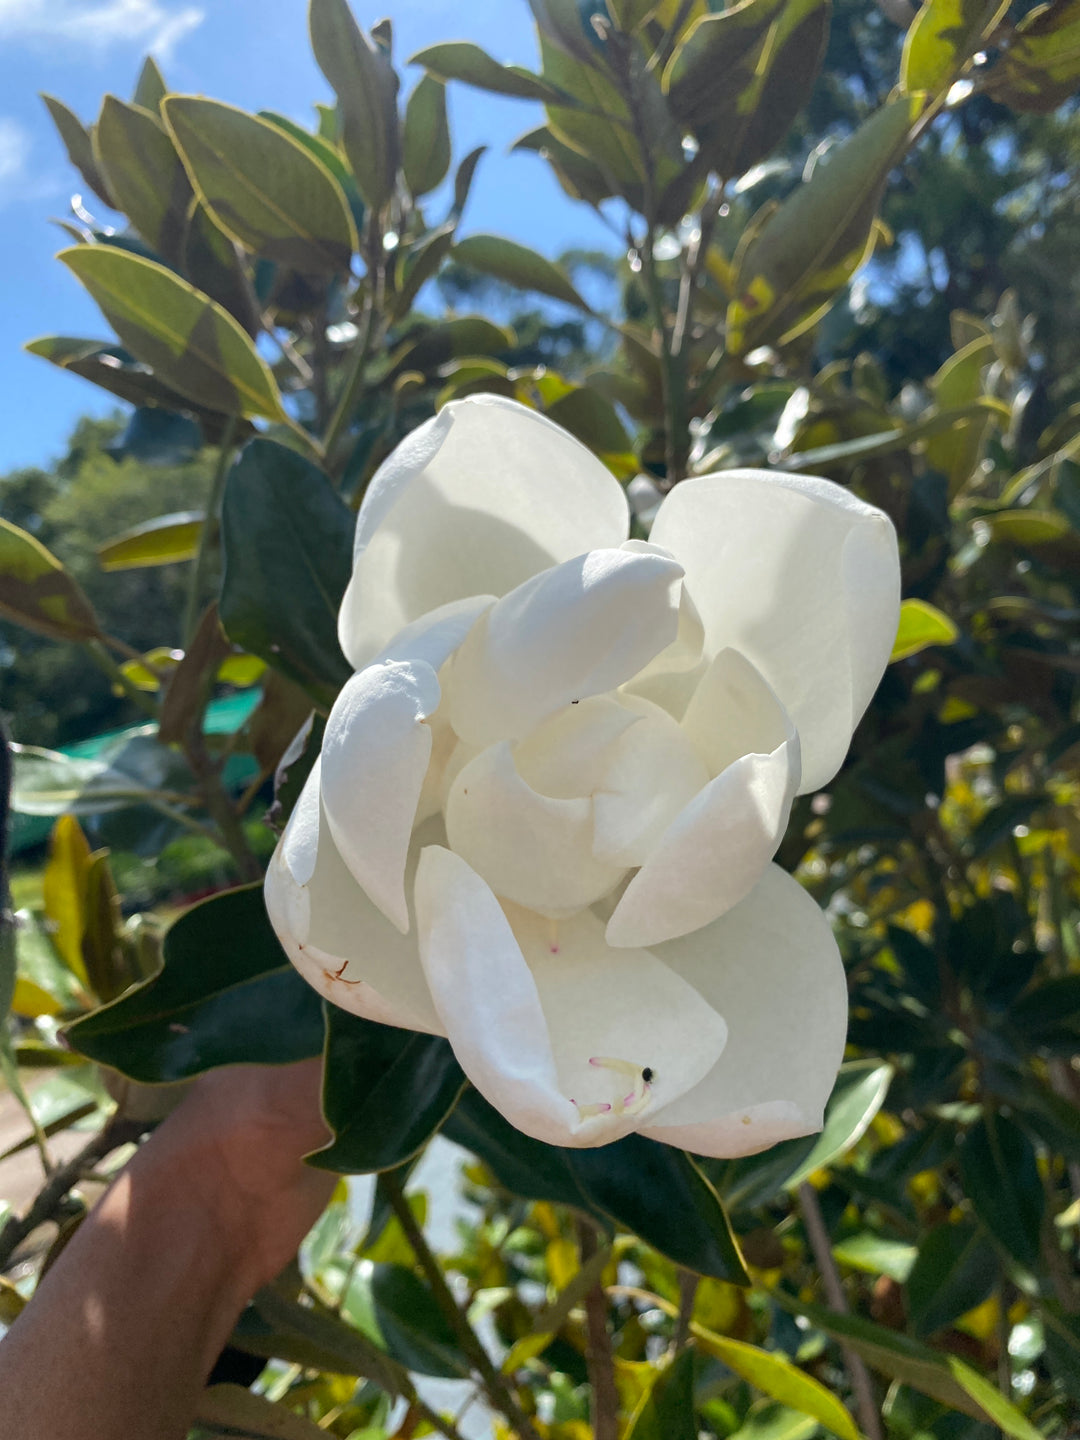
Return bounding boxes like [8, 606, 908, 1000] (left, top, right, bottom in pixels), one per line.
[219, 439, 354, 710]
[444, 1088, 749, 1283]
[665, 0, 831, 182]
[780, 1297, 1042, 1437]
[98, 510, 203, 571]
[890, 598, 959, 662]
[544, 385, 633, 455]
[985, 0, 1080, 113]
[905, 1219, 998, 1337]
[58, 246, 288, 421]
[194, 1386, 329, 1440]
[343, 1263, 471, 1379]
[452, 233, 589, 309]
[41, 93, 116, 208]
[308, 0, 400, 211]
[43, 814, 92, 988]
[984, 509, 1073, 547]
[691, 1329, 858, 1440]
[729, 94, 920, 354]
[626, 1345, 698, 1440]
[258, 111, 366, 233]
[960, 1113, 1044, 1271]
[94, 96, 192, 267]
[402, 75, 450, 198]
[512, 124, 616, 207]
[540, 33, 648, 194]
[10, 744, 160, 819]
[901, 0, 1010, 96]
[109, 406, 203, 466]
[410, 40, 573, 103]
[725, 1404, 819, 1440]
[312, 1009, 466, 1174]
[64, 885, 325, 1083]
[132, 55, 167, 114]
[163, 96, 357, 275]
[0, 516, 102, 643]
[831, 1231, 917, 1283]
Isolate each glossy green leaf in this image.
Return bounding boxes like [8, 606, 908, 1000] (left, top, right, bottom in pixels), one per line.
[343, 1263, 471, 1379]
[984, 509, 1073, 546]
[164, 96, 357, 274]
[258, 110, 366, 233]
[544, 385, 633, 454]
[452, 233, 589, 309]
[98, 510, 203, 571]
[444, 1088, 749, 1282]
[219, 439, 354, 710]
[626, 1345, 697, 1440]
[725, 1404, 819, 1440]
[64, 885, 325, 1083]
[402, 76, 450, 198]
[692, 1328, 859, 1440]
[410, 40, 573, 103]
[10, 744, 160, 818]
[41, 93, 116, 208]
[94, 96, 192, 267]
[831, 1231, 917, 1282]
[540, 34, 649, 194]
[901, 0, 1010, 96]
[729, 95, 919, 354]
[781, 1298, 1042, 1437]
[390, 315, 515, 375]
[906, 1218, 998, 1337]
[0, 516, 102, 643]
[59, 246, 288, 421]
[890, 598, 959, 662]
[665, 0, 830, 181]
[309, 0, 400, 211]
[960, 1113, 1044, 1271]
[312, 1009, 466, 1174]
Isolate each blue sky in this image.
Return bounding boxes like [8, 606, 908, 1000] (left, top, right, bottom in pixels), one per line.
[0, 0, 612, 473]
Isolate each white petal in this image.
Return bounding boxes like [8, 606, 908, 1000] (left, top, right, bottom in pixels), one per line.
[445, 742, 627, 918]
[372, 594, 496, 670]
[640, 864, 847, 1158]
[414, 846, 727, 1147]
[265, 771, 444, 1035]
[605, 723, 800, 948]
[321, 660, 440, 932]
[650, 470, 900, 791]
[512, 696, 640, 799]
[592, 695, 709, 866]
[681, 647, 793, 778]
[620, 539, 705, 679]
[448, 547, 684, 747]
[339, 395, 630, 670]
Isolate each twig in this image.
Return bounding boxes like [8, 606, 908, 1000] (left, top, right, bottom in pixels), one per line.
[577, 1217, 619, 1440]
[674, 1268, 698, 1351]
[381, 1169, 543, 1440]
[799, 1182, 884, 1440]
[0, 1117, 147, 1272]
[183, 418, 238, 648]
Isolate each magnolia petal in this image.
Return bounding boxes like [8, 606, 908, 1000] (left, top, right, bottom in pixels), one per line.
[512, 696, 640, 799]
[681, 647, 793, 779]
[605, 725, 800, 948]
[592, 696, 709, 867]
[339, 395, 630, 670]
[445, 742, 627, 917]
[621, 539, 705, 679]
[448, 547, 684, 747]
[414, 846, 727, 1148]
[649, 470, 900, 791]
[372, 594, 496, 670]
[265, 769, 444, 1035]
[321, 660, 440, 933]
[640, 864, 847, 1158]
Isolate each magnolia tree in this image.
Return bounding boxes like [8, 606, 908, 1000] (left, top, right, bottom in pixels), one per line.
[3, 1, 1080, 1437]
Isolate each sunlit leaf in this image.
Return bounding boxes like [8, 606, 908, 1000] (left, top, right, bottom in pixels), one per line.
[890, 598, 959, 662]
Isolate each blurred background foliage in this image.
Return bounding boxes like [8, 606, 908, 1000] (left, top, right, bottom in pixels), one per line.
[2, 0, 1080, 1437]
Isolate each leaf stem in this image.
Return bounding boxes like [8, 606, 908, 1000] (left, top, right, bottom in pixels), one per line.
[799, 1181, 884, 1440]
[183, 418, 238, 648]
[577, 1215, 619, 1440]
[381, 1168, 544, 1440]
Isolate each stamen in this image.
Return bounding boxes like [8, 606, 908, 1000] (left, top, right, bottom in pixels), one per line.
[587, 1057, 655, 1116]
[574, 1101, 613, 1119]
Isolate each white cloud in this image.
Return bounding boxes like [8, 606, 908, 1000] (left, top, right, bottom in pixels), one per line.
[0, 116, 58, 207]
[0, 0, 204, 58]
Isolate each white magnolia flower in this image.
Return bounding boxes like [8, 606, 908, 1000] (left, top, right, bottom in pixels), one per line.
[265, 395, 900, 1156]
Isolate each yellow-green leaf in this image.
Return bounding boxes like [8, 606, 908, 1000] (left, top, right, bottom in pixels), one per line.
[58, 245, 288, 421]
[132, 55, 168, 114]
[691, 1328, 860, 1440]
[309, 0, 400, 211]
[984, 509, 1073, 547]
[402, 75, 451, 198]
[11, 976, 64, 1019]
[194, 1385, 329, 1440]
[901, 0, 1010, 96]
[0, 516, 102, 643]
[94, 96, 192, 267]
[217, 653, 267, 687]
[98, 510, 204, 571]
[163, 96, 357, 274]
[986, 0, 1080, 112]
[42, 815, 92, 989]
[410, 40, 573, 103]
[119, 647, 183, 692]
[891, 598, 960, 662]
